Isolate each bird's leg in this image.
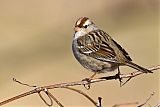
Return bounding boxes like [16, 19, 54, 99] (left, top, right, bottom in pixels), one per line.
[82, 72, 97, 90]
[90, 72, 97, 79]
[117, 67, 123, 87]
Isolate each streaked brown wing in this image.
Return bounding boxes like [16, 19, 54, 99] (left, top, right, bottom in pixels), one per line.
[97, 30, 132, 62]
[77, 32, 118, 63]
[112, 39, 132, 61]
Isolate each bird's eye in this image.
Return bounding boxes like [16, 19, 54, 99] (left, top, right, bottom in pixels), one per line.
[84, 25, 88, 28]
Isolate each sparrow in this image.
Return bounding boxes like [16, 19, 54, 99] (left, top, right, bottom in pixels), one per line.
[72, 17, 152, 79]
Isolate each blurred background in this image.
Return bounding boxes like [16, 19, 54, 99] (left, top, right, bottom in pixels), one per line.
[0, 0, 159, 107]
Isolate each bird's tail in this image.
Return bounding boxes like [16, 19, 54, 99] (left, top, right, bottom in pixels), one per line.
[126, 61, 152, 73]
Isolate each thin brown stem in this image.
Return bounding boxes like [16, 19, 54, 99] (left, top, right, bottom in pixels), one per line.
[138, 92, 155, 107]
[64, 87, 98, 107]
[112, 102, 139, 107]
[47, 91, 64, 107]
[38, 90, 53, 106]
[0, 65, 159, 106]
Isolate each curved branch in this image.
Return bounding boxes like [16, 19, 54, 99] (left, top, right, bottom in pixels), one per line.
[0, 65, 159, 106]
[64, 87, 99, 107]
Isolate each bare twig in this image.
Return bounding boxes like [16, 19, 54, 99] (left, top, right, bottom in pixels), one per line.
[0, 65, 159, 106]
[112, 102, 139, 107]
[154, 103, 160, 107]
[13, 78, 37, 88]
[97, 97, 102, 107]
[112, 92, 156, 107]
[64, 87, 99, 106]
[47, 91, 64, 107]
[138, 92, 155, 107]
[38, 89, 53, 106]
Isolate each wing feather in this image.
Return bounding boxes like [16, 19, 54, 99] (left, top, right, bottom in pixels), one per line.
[77, 31, 117, 62]
[77, 30, 132, 63]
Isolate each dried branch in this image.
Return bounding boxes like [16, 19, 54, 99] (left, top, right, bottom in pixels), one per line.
[64, 87, 100, 107]
[112, 102, 139, 107]
[138, 92, 155, 107]
[112, 92, 156, 107]
[154, 103, 160, 107]
[0, 65, 159, 106]
[63, 87, 102, 107]
[46, 91, 64, 107]
[38, 90, 53, 106]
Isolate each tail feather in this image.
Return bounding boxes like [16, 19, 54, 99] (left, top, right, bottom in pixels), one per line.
[126, 61, 152, 73]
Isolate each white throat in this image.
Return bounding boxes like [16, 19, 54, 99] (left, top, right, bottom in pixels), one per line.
[73, 24, 98, 40]
[74, 30, 86, 40]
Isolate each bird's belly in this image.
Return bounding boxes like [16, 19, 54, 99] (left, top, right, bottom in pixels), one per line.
[72, 41, 119, 73]
[74, 52, 118, 73]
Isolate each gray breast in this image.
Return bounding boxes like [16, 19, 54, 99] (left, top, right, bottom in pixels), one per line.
[72, 39, 81, 61]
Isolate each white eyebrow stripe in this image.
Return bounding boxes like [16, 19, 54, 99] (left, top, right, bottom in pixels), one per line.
[83, 19, 91, 26]
[76, 20, 81, 26]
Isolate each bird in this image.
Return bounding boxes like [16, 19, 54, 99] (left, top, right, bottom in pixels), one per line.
[72, 17, 152, 80]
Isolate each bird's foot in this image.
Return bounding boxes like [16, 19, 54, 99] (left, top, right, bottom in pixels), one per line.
[117, 67, 123, 87]
[82, 78, 92, 90]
